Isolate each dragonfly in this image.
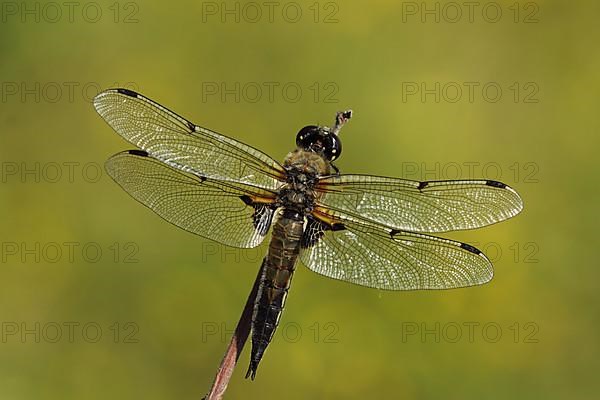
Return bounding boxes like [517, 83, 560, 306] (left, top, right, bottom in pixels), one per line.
[93, 89, 523, 379]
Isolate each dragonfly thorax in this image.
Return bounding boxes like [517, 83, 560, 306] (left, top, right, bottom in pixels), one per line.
[283, 148, 331, 177]
[277, 187, 314, 214]
[278, 149, 329, 213]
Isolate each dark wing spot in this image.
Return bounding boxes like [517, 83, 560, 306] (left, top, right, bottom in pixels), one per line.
[240, 195, 253, 205]
[486, 180, 507, 189]
[186, 121, 196, 132]
[390, 229, 401, 237]
[238, 196, 274, 236]
[302, 213, 346, 248]
[417, 181, 429, 190]
[301, 216, 327, 248]
[127, 149, 149, 157]
[198, 176, 207, 183]
[460, 243, 482, 255]
[253, 205, 274, 236]
[331, 223, 346, 231]
[117, 88, 139, 97]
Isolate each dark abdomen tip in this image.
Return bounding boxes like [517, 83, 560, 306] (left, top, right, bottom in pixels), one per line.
[245, 362, 258, 380]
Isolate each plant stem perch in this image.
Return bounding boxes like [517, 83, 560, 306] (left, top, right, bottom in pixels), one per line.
[203, 263, 263, 399]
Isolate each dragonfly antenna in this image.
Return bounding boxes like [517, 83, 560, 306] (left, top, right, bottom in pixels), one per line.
[330, 110, 353, 136]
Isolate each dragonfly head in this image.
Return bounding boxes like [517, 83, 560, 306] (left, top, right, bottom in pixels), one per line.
[296, 125, 342, 161]
[295, 110, 351, 162]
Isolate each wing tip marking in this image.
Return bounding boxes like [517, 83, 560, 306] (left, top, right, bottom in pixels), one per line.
[127, 149, 149, 157]
[485, 180, 524, 212]
[485, 180, 507, 189]
[460, 242, 482, 255]
[117, 88, 139, 98]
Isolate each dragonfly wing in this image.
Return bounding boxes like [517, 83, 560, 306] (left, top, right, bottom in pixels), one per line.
[315, 175, 523, 233]
[94, 89, 286, 191]
[106, 150, 278, 248]
[299, 210, 493, 290]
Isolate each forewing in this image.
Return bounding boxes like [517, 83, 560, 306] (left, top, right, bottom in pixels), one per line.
[299, 212, 493, 290]
[105, 150, 277, 248]
[94, 89, 286, 191]
[315, 175, 523, 233]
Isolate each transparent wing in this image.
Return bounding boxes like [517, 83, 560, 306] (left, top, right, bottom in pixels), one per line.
[106, 150, 278, 248]
[315, 175, 523, 233]
[299, 211, 493, 290]
[94, 88, 286, 191]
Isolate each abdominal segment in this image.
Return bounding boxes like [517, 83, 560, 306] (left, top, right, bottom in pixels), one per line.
[246, 213, 303, 380]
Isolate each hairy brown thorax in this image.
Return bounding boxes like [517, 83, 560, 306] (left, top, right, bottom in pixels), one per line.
[276, 149, 330, 215]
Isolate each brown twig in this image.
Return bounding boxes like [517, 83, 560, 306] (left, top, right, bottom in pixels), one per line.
[203, 262, 263, 400]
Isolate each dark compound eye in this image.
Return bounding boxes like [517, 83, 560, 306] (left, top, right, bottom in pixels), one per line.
[296, 125, 319, 148]
[324, 133, 342, 161]
[295, 125, 342, 162]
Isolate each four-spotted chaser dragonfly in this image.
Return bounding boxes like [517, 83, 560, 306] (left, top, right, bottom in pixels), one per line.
[93, 89, 523, 379]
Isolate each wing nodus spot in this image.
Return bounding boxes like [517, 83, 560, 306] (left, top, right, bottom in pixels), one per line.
[331, 223, 345, 231]
[186, 121, 196, 132]
[417, 181, 428, 190]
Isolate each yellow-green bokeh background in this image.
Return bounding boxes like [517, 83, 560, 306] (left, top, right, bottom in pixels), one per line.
[1, 1, 598, 399]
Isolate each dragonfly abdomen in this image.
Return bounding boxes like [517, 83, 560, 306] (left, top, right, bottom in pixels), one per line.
[246, 210, 304, 380]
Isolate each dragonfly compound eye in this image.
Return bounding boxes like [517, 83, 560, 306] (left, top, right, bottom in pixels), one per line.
[296, 125, 342, 161]
[324, 133, 342, 161]
[296, 125, 319, 148]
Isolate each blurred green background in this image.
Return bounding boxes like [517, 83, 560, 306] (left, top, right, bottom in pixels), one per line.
[1, 0, 598, 399]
